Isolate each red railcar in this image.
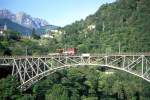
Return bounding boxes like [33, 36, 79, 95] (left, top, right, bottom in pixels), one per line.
[64, 48, 76, 55]
[56, 48, 76, 55]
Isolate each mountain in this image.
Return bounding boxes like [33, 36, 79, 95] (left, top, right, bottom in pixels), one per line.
[0, 9, 49, 29]
[0, 18, 31, 35]
[62, 0, 150, 53]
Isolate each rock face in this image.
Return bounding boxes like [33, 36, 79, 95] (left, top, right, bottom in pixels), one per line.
[0, 18, 32, 35]
[0, 9, 49, 29]
[0, 9, 16, 20]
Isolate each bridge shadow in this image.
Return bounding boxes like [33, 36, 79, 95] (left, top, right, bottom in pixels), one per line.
[0, 65, 12, 79]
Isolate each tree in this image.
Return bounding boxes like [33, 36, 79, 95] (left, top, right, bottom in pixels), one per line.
[3, 47, 12, 56]
[45, 84, 69, 100]
[16, 94, 34, 100]
[31, 28, 40, 39]
[0, 76, 20, 99]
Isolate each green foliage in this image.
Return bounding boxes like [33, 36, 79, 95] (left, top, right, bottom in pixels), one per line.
[17, 94, 35, 100]
[81, 96, 98, 100]
[0, 76, 19, 99]
[0, 0, 150, 99]
[45, 84, 69, 100]
[61, 0, 150, 53]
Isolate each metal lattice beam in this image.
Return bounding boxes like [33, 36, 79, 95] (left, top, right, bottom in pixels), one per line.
[0, 53, 150, 91]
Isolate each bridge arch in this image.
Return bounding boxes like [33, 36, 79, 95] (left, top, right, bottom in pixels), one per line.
[1, 54, 150, 91]
[19, 62, 150, 91]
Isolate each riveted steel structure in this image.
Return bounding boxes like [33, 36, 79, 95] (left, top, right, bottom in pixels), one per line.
[0, 53, 150, 91]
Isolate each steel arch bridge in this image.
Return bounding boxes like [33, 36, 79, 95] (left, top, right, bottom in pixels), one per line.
[0, 53, 150, 91]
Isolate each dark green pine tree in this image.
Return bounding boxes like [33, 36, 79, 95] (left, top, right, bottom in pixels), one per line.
[31, 28, 40, 39]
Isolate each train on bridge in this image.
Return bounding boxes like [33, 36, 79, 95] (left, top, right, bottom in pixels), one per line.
[49, 48, 77, 56]
[49, 48, 91, 57]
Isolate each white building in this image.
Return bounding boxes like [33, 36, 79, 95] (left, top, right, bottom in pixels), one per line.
[4, 24, 7, 31]
[51, 29, 62, 35]
[41, 33, 54, 39]
[87, 24, 96, 30]
[0, 30, 3, 35]
[0, 24, 7, 36]
[51, 29, 58, 33]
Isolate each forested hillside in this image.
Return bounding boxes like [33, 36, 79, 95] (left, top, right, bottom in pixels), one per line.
[0, 0, 150, 100]
[1, 0, 150, 56]
[61, 0, 150, 53]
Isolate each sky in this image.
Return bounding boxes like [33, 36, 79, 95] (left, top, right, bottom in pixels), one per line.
[0, 0, 115, 26]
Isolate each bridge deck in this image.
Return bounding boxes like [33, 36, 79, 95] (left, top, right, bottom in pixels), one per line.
[1, 53, 150, 58]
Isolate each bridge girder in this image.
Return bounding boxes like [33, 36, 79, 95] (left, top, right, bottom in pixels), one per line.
[0, 54, 150, 91]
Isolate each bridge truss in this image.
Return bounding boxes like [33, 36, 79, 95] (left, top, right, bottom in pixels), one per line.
[0, 54, 150, 91]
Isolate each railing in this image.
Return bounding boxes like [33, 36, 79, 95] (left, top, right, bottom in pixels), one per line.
[0, 52, 150, 58]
